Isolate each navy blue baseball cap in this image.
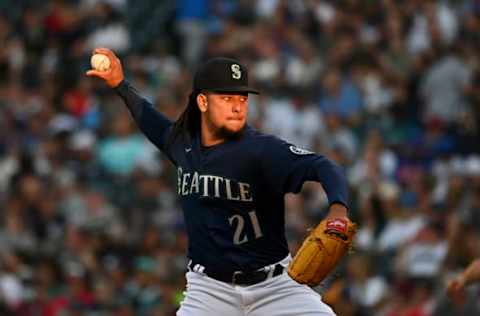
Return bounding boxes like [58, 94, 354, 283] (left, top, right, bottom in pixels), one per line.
[193, 57, 259, 94]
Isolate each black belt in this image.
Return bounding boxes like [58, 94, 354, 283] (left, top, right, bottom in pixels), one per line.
[188, 260, 284, 285]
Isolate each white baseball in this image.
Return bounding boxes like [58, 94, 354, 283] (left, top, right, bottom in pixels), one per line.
[90, 54, 111, 71]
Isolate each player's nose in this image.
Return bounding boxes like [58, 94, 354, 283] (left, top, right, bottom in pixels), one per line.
[232, 98, 246, 114]
[232, 101, 242, 113]
[232, 104, 240, 113]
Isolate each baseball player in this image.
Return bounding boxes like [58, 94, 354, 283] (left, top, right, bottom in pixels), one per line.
[87, 48, 355, 316]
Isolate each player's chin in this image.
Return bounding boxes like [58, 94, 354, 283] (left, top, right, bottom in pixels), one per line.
[225, 120, 246, 133]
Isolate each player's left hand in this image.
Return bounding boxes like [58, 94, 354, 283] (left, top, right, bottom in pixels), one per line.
[288, 217, 356, 286]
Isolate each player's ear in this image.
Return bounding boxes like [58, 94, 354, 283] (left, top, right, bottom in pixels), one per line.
[197, 93, 208, 113]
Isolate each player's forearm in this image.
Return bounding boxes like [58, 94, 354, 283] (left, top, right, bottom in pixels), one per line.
[114, 80, 149, 120]
[326, 203, 348, 219]
[462, 259, 480, 286]
[311, 158, 349, 210]
[114, 80, 173, 151]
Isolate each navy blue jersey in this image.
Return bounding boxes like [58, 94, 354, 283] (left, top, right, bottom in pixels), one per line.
[116, 81, 349, 274]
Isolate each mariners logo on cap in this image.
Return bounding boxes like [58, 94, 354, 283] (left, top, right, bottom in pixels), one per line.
[231, 64, 242, 79]
[193, 57, 259, 94]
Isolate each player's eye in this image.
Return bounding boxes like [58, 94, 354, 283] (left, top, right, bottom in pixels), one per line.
[223, 97, 231, 101]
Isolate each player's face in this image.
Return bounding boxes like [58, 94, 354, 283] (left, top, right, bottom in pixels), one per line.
[204, 92, 249, 135]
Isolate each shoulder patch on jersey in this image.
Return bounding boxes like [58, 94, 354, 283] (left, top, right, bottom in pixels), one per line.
[289, 145, 314, 155]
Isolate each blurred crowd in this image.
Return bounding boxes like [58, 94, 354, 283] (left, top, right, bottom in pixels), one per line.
[0, 0, 479, 315]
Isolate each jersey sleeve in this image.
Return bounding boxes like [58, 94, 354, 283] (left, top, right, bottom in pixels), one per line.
[114, 80, 176, 164]
[259, 136, 349, 208]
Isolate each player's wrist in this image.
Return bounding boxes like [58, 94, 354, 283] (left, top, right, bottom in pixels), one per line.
[109, 76, 124, 88]
[113, 79, 128, 92]
[325, 203, 348, 219]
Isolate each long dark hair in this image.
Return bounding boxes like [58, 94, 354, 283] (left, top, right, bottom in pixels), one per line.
[167, 91, 201, 147]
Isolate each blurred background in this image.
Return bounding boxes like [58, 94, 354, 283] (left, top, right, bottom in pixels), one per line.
[0, 0, 479, 315]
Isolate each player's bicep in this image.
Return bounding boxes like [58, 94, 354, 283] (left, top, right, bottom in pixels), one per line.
[137, 104, 177, 164]
[259, 137, 315, 195]
[280, 148, 331, 194]
[259, 137, 348, 206]
[138, 103, 172, 148]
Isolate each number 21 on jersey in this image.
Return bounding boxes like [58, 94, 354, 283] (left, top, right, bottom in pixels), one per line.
[228, 210, 263, 245]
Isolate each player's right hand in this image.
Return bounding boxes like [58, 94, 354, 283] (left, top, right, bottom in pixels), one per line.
[86, 47, 124, 88]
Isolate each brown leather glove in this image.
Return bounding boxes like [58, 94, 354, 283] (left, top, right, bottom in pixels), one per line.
[288, 218, 357, 286]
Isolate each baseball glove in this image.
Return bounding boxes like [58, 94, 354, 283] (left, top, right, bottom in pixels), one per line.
[288, 218, 356, 286]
